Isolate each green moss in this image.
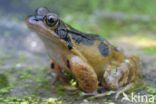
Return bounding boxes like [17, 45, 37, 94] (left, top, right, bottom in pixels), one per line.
[42, 98, 62, 104]
[122, 81, 145, 94]
[0, 74, 9, 89]
[0, 96, 62, 104]
[0, 87, 11, 96]
[146, 86, 156, 94]
[143, 46, 156, 55]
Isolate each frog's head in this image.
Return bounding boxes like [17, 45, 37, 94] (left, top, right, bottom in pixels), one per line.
[26, 7, 73, 49]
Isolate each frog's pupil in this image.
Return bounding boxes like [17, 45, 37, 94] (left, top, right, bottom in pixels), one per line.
[45, 15, 58, 27]
[48, 17, 55, 23]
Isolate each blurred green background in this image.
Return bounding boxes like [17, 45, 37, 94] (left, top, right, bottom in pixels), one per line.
[0, 0, 156, 103]
[0, 0, 156, 36]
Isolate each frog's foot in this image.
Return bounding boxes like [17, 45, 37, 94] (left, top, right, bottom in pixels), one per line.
[81, 86, 109, 97]
[80, 91, 98, 97]
[86, 90, 116, 100]
[62, 84, 78, 91]
[103, 56, 140, 90]
[86, 83, 134, 100]
[115, 82, 134, 100]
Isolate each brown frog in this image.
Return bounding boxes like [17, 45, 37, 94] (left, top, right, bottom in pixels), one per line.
[26, 7, 141, 96]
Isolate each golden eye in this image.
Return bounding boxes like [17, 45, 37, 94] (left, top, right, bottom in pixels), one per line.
[45, 14, 58, 27]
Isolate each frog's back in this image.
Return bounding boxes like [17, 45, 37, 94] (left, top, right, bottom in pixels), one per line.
[68, 30, 114, 77]
[67, 25, 103, 45]
[67, 27, 113, 59]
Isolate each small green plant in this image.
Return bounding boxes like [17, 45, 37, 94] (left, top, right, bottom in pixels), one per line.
[146, 86, 156, 94]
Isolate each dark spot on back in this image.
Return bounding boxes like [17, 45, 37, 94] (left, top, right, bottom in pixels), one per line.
[98, 42, 109, 56]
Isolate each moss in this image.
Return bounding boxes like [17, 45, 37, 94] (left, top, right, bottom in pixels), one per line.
[0, 74, 9, 89]
[0, 96, 62, 104]
[146, 86, 156, 94]
[143, 46, 156, 55]
[0, 87, 11, 96]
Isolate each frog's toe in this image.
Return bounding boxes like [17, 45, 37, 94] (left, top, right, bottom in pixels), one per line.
[80, 91, 98, 97]
[115, 82, 134, 100]
[86, 91, 116, 100]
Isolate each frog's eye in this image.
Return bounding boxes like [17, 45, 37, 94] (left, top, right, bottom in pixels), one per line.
[45, 14, 58, 27]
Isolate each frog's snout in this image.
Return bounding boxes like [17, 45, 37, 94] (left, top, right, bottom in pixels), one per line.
[26, 15, 44, 26]
[26, 16, 36, 25]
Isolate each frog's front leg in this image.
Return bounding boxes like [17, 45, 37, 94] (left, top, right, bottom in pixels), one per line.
[50, 60, 70, 84]
[69, 56, 98, 93]
[50, 60, 61, 84]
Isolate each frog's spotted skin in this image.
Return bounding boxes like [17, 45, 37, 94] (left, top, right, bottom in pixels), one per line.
[26, 7, 141, 93]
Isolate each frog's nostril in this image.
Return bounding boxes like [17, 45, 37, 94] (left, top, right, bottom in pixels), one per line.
[34, 18, 39, 21]
[27, 16, 39, 24]
[27, 16, 35, 22]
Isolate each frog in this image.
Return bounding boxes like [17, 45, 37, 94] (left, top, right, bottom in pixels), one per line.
[26, 7, 141, 97]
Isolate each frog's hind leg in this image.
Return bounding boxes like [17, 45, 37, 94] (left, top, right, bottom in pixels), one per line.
[69, 56, 98, 93]
[117, 56, 141, 88]
[102, 56, 141, 99]
[115, 56, 141, 99]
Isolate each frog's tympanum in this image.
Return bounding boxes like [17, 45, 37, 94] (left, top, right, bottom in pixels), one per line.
[26, 8, 141, 94]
